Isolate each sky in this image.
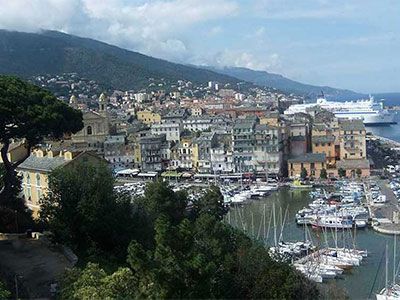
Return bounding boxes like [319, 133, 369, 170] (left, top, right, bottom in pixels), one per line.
[0, 0, 399, 93]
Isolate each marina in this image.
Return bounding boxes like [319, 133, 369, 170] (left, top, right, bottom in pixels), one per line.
[113, 166, 400, 299]
[226, 186, 399, 299]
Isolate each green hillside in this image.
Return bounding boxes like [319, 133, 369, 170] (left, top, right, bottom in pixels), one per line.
[0, 30, 243, 90]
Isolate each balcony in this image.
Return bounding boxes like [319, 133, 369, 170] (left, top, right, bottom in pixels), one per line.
[343, 144, 359, 151]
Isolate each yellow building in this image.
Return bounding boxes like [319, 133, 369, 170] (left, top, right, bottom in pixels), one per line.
[311, 135, 336, 168]
[336, 119, 369, 177]
[17, 148, 103, 218]
[137, 110, 161, 125]
[339, 119, 366, 160]
[191, 107, 203, 116]
[0, 141, 28, 164]
[259, 112, 280, 127]
[288, 153, 326, 178]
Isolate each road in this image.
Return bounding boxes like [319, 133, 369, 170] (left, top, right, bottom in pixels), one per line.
[367, 179, 400, 234]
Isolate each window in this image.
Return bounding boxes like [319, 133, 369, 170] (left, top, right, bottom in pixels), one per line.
[26, 173, 30, 184]
[36, 173, 41, 185]
[37, 189, 42, 200]
[27, 187, 31, 201]
[87, 125, 93, 135]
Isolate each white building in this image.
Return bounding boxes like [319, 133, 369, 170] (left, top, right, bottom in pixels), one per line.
[235, 93, 245, 101]
[134, 93, 149, 103]
[183, 116, 213, 132]
[151, 122, 182, 142]
[211, 146, 233, 173]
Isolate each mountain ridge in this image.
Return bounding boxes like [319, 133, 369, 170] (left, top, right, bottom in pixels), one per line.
[0, 30, 244, 91]
[204, 66, 365, 100]
[0, 29, 377, 100]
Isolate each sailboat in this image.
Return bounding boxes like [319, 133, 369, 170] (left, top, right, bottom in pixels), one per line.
[377, 237, 400, 300]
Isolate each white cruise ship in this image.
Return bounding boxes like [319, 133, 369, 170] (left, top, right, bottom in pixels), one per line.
[284, 95, 397, 125]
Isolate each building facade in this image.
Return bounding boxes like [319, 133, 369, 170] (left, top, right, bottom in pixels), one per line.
[17, 148, 103, 217]
[288, 153, 326, 178]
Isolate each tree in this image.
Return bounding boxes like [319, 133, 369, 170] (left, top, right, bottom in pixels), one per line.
[59, 183, 320, 300]
[356, 169, 362, 178]
[300, 167, 308, 179]
[127, 115, 135, 124]
[127, 184, 319, 300]
[0, 280, 11, 300]
[0, 163, 33, 232]
[338, 168, 346, 178]
[39, 162, 133, 253]
[0, 75, 83, 203]
[58, 263, 136, 300]
[320, 168, 327, 179]
[134, 181, 187, 225]
[191, 185, 228, 221]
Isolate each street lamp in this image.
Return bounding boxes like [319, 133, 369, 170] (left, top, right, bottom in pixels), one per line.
[14, 274, 23, 300]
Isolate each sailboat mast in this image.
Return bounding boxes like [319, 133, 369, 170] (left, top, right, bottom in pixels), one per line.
[273, 202, 277, 247]
[263, 204, 266, 242]
[386, 243, 389, 292]
[394, 234, 397, 285]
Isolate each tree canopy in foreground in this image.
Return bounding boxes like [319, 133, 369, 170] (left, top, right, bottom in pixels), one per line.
[0, 75, 83, 204]
[47, 164, 319, 300]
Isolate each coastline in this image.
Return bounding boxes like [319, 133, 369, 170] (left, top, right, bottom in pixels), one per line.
[370, 134, 400, 149]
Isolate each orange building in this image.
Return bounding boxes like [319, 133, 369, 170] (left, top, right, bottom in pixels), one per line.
[311, 135, 336, 168]
[288, 153, 326, 178]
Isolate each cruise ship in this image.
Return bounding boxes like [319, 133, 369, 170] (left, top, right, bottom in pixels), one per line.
[284, 94, 397, 125]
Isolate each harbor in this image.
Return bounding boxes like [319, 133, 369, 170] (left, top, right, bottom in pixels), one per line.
[227, 186, 398, 300]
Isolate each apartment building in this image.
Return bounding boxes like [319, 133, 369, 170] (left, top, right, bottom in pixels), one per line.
[17, 148, 102, 217]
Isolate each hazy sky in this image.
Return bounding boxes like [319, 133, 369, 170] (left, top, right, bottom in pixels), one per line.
[0, 0, 399, 93]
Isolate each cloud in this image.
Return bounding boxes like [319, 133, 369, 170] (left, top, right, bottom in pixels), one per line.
[210, 26, 223, 36]
[252, 0, 357, 20]
[202, 50, 281, 71]
[245, 26, 266, 39]
[0, 0, 238, 60]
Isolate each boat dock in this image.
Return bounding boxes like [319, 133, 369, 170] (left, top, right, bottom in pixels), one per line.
[366, 179, 400, 234]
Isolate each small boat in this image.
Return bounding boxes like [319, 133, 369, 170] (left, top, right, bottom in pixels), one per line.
[311, 215, 354, 229]
[291, 180, 313, 189]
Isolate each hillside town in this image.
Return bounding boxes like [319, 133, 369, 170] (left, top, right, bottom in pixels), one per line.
[1, 73, 371, 218]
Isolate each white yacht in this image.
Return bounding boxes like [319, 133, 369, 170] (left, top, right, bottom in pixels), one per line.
[284, 94, 396, 125]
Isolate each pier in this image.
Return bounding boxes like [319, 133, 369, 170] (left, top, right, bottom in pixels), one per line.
[366, 178, 400, 235]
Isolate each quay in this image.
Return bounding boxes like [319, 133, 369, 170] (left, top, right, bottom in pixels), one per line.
[366, 178, 400, 235]
[370, 134, 400, 149]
